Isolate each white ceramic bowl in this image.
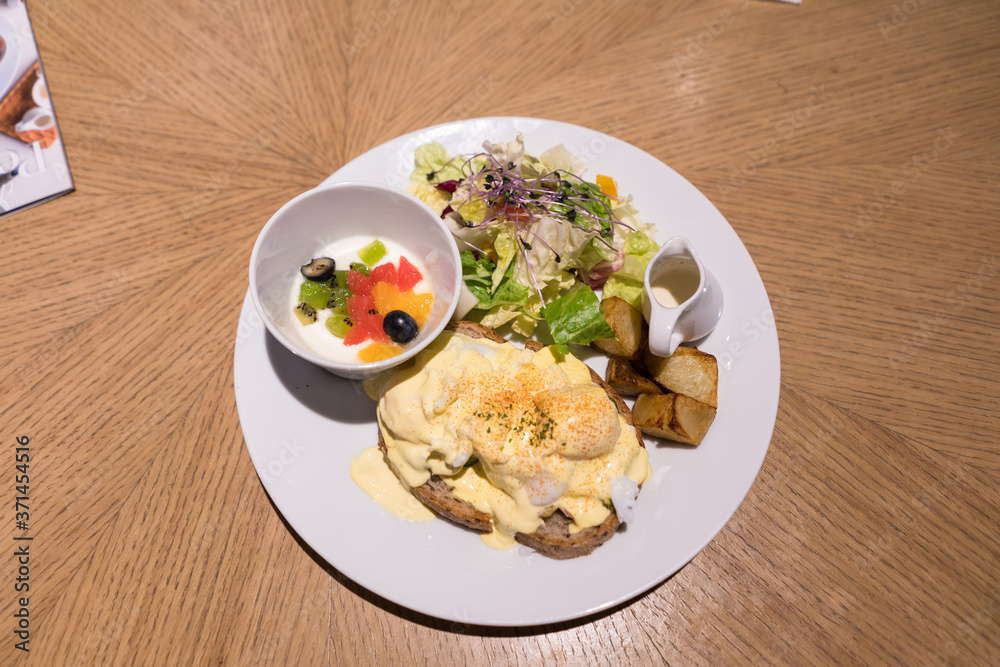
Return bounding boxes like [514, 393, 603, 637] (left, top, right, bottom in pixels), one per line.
[248, 182, 462, 379]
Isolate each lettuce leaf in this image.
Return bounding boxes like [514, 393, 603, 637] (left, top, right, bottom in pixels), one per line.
[461, 250, 531, 313]
[602, 276, 644, 310]
[578, 236, 620, 272]
[624, 229, 659, 257]
[490, 223, 519, 291]
[539, 144, 587, 175]
[406, 180, 452, 216]
[414, 142, 464, 182]
[544, 284, 614, 346]
[482, 134, 525, 168]
[460, 251, 493, 294]
[601, 229, 660, 309]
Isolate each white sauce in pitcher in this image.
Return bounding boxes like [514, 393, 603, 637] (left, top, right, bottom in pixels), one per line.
[650, 261, 700, 308]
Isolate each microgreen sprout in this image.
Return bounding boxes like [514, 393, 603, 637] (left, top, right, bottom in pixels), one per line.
[435, 150, 635, 302]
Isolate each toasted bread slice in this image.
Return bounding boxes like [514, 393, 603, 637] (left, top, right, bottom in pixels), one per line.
[376, 320, 645, 559]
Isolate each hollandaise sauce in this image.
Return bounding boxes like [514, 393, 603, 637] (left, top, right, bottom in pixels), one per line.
[375, 332, 652, 549]
[349, 447, 435, 522]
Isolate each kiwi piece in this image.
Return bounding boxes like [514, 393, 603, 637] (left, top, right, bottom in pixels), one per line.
[327, 286, 350, 309]
[299, 281, 333, 310]
[349, 262, 370, 276]
[358, 240, 387, 266]
[325, 307, 353, 338]
[294, 302, 317, 325]
[328, 270, 349, 289]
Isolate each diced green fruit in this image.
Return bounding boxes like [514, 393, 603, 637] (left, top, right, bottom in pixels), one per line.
[306, 291, 332, 310]
[294, 302, 317, 325]
[328, 270, 349, 289]
[325, 306, 353, 338]
[325, 315, 353, 338]
[300, 281, 333, 310]
[327, 286, 350, 309]
[358, 240, 387, 266]
[350, 262, 371, 276]
[299, 280, 326, 301]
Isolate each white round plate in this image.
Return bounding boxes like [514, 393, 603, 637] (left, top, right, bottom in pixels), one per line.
[234, 117, 780, 627]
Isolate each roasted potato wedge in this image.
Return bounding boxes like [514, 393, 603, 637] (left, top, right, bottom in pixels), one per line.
[591, 297, 647, 361]
[643, 345, 718, 408]
[605, 356, 662, 397]
[633, 393, 717, 445]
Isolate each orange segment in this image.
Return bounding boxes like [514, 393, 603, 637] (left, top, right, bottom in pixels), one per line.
[373, 281, 402, 315]
[359, 342, 402, 363]
[400, 292, 433, 327]
[595, 174, 618, 198]
[373, 281, 434, 327]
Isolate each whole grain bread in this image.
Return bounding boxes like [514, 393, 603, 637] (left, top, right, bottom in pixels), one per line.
[376, 321, 645, 559]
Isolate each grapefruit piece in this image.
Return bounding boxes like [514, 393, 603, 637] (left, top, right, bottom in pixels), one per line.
[347, 293, 376, 322]
[344, 313, 388, 346]
[347, 269, 374, 296]
[369, 261, 398, 287]
[397, 256, 423, 292]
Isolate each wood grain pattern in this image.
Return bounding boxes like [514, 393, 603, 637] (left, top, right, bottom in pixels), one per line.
[1, 0, 997, 664]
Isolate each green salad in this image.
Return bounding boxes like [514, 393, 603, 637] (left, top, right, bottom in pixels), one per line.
[407, 134, 660, 347]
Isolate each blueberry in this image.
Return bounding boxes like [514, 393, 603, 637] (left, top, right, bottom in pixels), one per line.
[383, 310, 419, 344]
[301, 257, 336, 281]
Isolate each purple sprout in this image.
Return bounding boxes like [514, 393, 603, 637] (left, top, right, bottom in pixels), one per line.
[431, 149, 635, 303]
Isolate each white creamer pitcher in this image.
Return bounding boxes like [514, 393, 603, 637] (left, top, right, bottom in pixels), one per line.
[642, 236, 724, 357]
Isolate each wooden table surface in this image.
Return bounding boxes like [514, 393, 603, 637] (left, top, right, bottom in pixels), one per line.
[2, 0, 997, 664]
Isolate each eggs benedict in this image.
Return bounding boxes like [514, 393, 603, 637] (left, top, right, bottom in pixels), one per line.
[374, 321, 651, 558]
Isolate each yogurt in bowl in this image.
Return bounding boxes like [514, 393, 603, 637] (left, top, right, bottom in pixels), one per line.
[249, 182, 463, 379]
[291, 236, 436, 364]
